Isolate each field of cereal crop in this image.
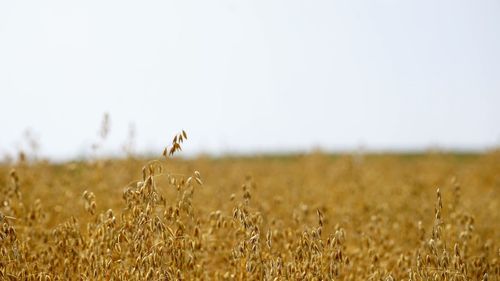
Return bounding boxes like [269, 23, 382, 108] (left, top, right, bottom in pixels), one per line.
[0, 134, 499, 280]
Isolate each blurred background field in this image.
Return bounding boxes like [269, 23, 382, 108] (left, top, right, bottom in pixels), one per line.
[2, 152, 499, 232]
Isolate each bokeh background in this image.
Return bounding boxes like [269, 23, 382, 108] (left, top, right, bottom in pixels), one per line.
[1, 0, 499, 160]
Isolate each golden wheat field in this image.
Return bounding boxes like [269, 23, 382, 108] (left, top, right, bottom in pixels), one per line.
[0, 135, 499, 280]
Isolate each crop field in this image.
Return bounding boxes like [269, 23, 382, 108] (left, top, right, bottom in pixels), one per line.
[0, 136, 499, 280]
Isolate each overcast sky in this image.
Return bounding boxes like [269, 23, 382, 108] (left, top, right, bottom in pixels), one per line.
[1, 0, 499, 160]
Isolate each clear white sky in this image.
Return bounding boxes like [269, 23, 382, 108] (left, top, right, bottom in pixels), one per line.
[1, 0, 499, 160]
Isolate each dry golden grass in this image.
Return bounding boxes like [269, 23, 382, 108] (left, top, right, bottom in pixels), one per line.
[0, 134, 499, 280]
